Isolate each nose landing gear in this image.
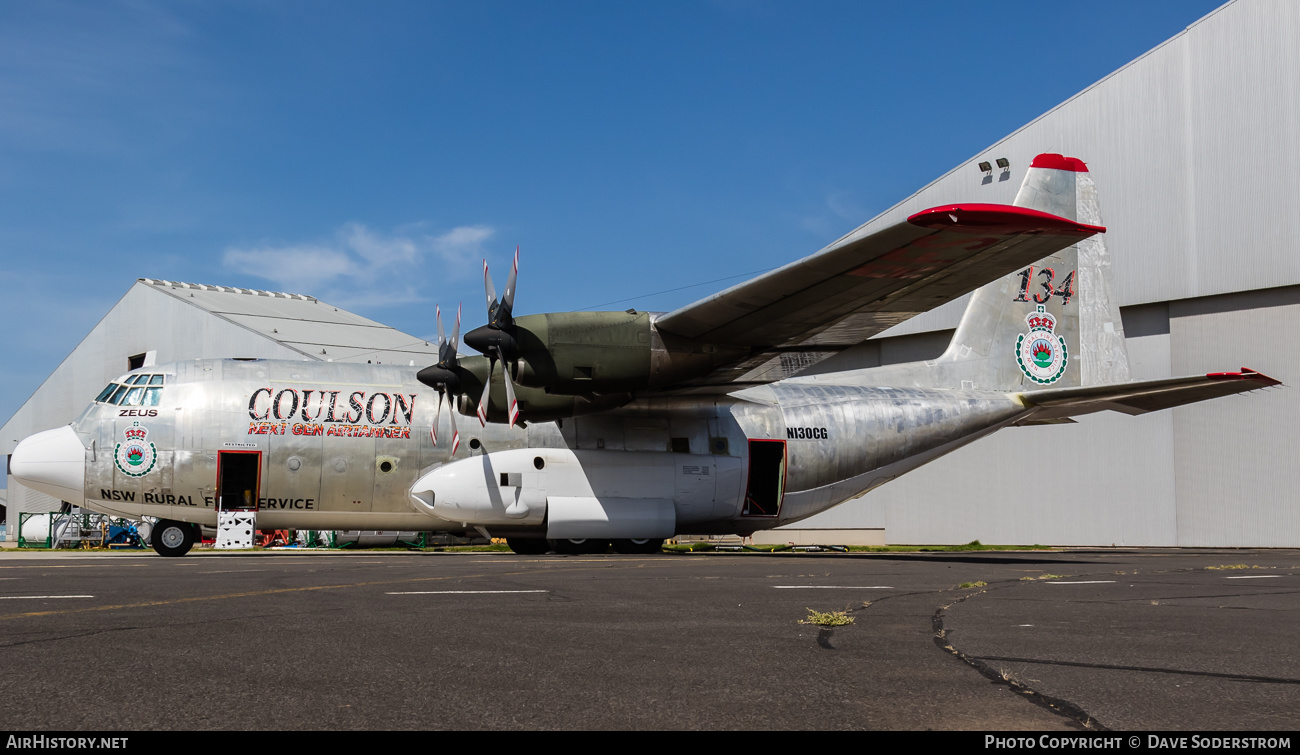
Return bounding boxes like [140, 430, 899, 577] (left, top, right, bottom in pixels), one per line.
[150, 519, 198, 557]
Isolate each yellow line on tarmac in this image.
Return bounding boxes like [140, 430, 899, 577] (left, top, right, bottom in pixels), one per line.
[0, 564, 152, 569]
[0, 562, 664, 622]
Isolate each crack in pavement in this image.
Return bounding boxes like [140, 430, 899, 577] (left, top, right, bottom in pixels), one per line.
[932, 562, 1300, 730]
[973, 656, 1300, 685]
[933, 584, 1104, 731]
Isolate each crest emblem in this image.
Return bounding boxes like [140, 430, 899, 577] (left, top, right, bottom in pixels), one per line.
[1015, 305, 1068, 385]
[115, 421, 157, 478]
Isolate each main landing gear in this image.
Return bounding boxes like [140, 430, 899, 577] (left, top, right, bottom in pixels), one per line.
[551, 538, 609, 555]
[505, 537, 550, 555]
[612, 538, 664, 555]
[150, 519, 198, 557]
[503, 537, 665, 555]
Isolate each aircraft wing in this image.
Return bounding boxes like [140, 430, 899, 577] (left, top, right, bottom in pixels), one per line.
[1013, 369, 1281, 425]
[654, 204, 1105, 387]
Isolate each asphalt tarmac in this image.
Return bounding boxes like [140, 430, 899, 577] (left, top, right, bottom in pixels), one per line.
[0, 547, 1296, 731]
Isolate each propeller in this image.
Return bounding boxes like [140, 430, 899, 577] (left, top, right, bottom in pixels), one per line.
[485, 246, 519, 330]
[471, 248, 523, 428]
[419, 304, 461, 454]
[475, 345, 521, 428]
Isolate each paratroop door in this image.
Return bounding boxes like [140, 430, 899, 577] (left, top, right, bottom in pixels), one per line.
[741, 440, 786, 517]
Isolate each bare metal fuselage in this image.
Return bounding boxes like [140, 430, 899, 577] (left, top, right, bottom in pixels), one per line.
[72, 358, 1027, 536]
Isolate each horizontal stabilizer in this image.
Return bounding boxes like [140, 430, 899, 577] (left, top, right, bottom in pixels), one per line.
[1014, 369, 1281, 423]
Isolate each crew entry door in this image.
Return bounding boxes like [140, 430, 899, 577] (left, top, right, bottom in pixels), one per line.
[217, 451, 261, 511]
[741, 439, 786, 517]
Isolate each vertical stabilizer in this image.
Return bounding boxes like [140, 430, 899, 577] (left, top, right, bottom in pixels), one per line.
[935, 154, 1130, 391]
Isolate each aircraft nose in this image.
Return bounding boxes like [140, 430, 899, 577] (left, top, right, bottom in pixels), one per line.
[10, 426, 87, 504]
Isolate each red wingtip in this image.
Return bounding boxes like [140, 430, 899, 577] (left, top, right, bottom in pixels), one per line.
[907, 203, 1105, 235]
[1030, 153, 1089, 172]
[1206, 367, 1282, 387]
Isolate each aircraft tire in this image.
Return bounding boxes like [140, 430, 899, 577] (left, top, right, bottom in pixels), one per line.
[151, 519, 197, 558]
[612, 538, 664, 555]
[552, 538, 610, 555]
[506, 537, 550, 555]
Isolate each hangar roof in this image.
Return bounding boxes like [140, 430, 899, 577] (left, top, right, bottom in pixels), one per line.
[138, 279, 440, 365]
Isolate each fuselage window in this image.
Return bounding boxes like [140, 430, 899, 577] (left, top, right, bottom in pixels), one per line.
[96, 384, 117, 403]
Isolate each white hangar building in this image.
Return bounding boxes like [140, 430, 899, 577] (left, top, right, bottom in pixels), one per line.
[790, 0, 1300, 546]
[1, 279, 439, 544]
[4, 0, 1296, 548]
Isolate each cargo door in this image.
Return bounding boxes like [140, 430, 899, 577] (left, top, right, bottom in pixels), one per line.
[216, 451, 261, 511]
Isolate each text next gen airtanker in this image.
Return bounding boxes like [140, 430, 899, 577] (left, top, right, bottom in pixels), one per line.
[10, 156, 1277, 556]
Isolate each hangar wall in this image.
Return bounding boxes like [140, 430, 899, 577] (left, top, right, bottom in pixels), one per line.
[793, 0, 1300, 545]
[2, 279, 439, 542]
[3, 283, 303, 529]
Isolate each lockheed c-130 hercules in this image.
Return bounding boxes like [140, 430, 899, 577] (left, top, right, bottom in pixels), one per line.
[10, 154, 1279, 556]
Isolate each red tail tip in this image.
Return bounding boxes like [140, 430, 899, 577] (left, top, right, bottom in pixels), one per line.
[1030, 153, 1089, 172]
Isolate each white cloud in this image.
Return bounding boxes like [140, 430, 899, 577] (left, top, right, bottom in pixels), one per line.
[432, 225, 494, 263]
[221, 222, 496, 307]
[222, 244, 355, 292]
[340, 223, 419, 267]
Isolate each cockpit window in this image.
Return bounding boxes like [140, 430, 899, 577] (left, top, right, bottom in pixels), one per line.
[97, 374, 167, 404]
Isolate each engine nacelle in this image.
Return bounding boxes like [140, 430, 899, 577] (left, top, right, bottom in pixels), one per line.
[452, 354, 632, 423]
[466, 311, 747, 397]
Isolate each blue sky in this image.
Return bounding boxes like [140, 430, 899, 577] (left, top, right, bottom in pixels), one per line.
[1, 0, 1226, 433]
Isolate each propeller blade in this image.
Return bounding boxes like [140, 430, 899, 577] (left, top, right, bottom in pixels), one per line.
[499, 246, 518, 327]
[497, 347, 520, 427]
[477, 357, 493, 426]
[451, 303, 461, 355]
[431, 391, 442, 446]
[483, 259, 498, 323]
[436, 303, 463, 369]
[448, 398, 460, 455]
